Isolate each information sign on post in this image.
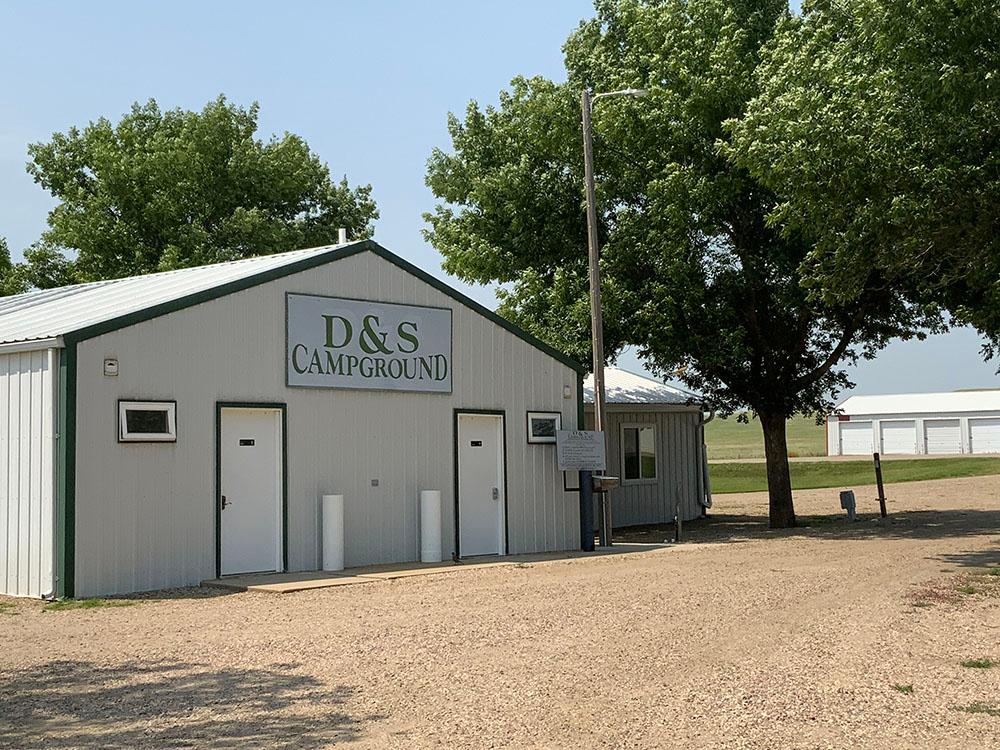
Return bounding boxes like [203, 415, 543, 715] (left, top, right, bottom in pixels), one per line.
[556, 430, 607, 472]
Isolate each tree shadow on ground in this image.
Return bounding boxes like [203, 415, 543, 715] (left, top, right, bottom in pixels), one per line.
[123, 586, 240, 601]
[617, 508, 1000, 569]
[0, 659, 379, 749]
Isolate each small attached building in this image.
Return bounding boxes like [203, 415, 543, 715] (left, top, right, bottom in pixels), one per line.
[828, 391, 1000, 456]
[0, 240, 589, 598]
[583, 367, 711, 527]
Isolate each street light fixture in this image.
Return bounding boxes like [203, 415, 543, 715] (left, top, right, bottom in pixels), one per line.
[581, 87, 648, 548]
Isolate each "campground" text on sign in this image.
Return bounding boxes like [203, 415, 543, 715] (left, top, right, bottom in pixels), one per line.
[286, 293, 452, 392]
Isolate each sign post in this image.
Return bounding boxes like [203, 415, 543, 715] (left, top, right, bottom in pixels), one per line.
[556, 430, 607, 473]
[557, 430, 607, 551]
[873, 452, 888, 518]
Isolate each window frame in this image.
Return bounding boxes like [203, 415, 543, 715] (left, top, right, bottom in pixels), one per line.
[118, 400, 177, 443]
[526, 411, 562, 444]
[620, 422, 657, 483]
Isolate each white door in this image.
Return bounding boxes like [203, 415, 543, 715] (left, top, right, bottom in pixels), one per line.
[220, 407, 283, 575]
[880, 420, 917, 454]
[839, 421, 873, 455]
[457, 413, 506, 557]
[925, 419, 961, 454]
[970, 417, 1000, 454]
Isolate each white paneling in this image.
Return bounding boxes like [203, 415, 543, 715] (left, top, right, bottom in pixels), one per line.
[0, 349, 56, 597]
[839, 422, 873, 455]
[880, 420, 917, 454]
[924, 419, 961, 455]
[970, 418, 1000, 454]
[602, 408, 703, 528]
[73, 250, 581, 596]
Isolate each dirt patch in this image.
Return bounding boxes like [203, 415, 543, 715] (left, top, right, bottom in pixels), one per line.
[2, 476, 999, 749]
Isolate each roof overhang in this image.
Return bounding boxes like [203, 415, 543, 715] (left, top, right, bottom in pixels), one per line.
[583, 402, 704, 413]
[0, 337, 64, 354]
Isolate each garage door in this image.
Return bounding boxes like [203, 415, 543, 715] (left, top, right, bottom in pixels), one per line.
[924, 419, 961, 454]
[880, 420, 917, 454]
[970, 418, 1000, 454]
[840, 421, 873, 455]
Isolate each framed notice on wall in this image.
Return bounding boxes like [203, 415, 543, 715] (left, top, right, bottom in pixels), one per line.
[562, 471, 581, 492]
[286, 293, 453, 393]
[526, 411, 562, 444]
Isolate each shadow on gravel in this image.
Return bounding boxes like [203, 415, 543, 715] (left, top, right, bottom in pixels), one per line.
[0, 659, 378, 749]
[617, 508, 1000, 565]
[125, 586, 240, 601]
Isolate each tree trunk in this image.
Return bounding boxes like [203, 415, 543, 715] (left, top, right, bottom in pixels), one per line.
[760, 412, 796, 528]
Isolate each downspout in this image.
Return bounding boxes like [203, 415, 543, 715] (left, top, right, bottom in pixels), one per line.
[698, 407, 715, 513]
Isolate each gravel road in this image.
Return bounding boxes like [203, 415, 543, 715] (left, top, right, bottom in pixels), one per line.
[2, 476, 999, 749]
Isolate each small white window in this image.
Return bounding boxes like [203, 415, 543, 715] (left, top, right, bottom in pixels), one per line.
[622, 424, 656, 481]
[527, 411, 562, 444]
[119, 401, 176, 442]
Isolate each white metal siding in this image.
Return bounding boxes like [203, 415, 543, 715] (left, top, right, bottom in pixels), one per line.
[880, 420, 917, 454]
[834, 408, 1000, 455]
[839, 422, 873, 455]
[924, 419, 961, 454]
[73, 251, 580, 596]
[970, 418, 1000, 454]
[0, 349, 57, 597]
[586, 409, 703, 528]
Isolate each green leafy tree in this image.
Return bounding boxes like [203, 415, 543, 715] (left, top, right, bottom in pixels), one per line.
[425, 0, 938, 527]
[730, 0, 999, 345]
[24, 95, 378, 285]
[0, 237, 28, 296]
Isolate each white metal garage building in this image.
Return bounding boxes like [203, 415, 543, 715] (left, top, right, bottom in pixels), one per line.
[827, 391, 1000, 456]
[583, 367, 711, 527]
[0, 240, 595, 598]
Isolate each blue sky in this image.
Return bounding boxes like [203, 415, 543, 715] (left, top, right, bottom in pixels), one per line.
[1, 1, 994, 397]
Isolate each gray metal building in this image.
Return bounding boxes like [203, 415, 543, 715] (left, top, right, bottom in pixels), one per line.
[584, 368, 711, 527]
[1, 240, 587, 598]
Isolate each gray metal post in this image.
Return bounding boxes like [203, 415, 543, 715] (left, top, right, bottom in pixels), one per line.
[874, 452, 888, 518]
[581, 88, 612, 547]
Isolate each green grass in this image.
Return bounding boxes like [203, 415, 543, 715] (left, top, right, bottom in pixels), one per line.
[42, 598, 137, 612]
[987, 567, 1000, 577]
[954, 702, 1000, 717]
[960, 658, 995, 669]
[705, 414, 826, 460]
[710, 457, 1000, 494]
[892, 684, 914, 694]
[0, 602, 17, 616]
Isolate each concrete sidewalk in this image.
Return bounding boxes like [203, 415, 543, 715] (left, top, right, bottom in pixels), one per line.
[202, 543, 672, 594]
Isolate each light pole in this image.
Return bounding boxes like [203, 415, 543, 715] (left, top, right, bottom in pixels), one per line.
[581, 87, 647, 547]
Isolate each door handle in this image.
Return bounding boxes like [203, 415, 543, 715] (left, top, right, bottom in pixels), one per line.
[492, 487, 500, 501]
[221, 495, 232, 509]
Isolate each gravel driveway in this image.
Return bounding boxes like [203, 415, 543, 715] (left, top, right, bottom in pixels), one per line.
[2, 476, 999, 749]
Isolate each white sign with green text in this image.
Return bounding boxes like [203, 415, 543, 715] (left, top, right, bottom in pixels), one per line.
[286, 293, 452, 392]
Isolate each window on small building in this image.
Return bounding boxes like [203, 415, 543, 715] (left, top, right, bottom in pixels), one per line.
[622, 424, 656, 481]
[119, 401, 176, 442]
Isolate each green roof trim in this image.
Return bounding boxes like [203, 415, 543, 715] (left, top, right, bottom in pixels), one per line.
[56, 342, 76, 598]
[60, 240, 585, 373]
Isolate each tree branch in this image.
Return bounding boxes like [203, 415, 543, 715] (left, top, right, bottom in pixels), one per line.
[791, 312, 862, 390]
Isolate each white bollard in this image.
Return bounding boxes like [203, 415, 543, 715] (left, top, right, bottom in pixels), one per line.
[322, 494, 345, 571]
[420, 490, 442, 563]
